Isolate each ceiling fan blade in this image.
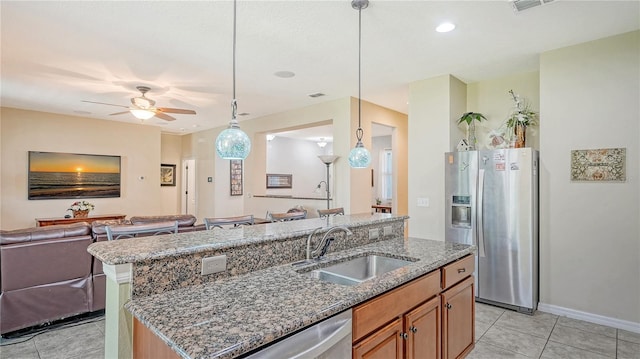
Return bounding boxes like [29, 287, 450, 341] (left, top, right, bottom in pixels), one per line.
[109, 111, 130, 116]
[157, 107, 196, 115]
[82, 100, 128, 108]
[154, 112, 176, 121]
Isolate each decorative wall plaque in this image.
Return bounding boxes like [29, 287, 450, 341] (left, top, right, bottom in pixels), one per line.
[570, 148, 626, 182]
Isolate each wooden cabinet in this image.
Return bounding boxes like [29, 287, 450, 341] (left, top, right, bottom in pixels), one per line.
[353, 318, 404, 359]
[35, 213, 126, 227]
[405, 295, 441, 359]
[353, 254, 475, 359]
[442, 276, 475, 359]
[353, 270, 441, 359]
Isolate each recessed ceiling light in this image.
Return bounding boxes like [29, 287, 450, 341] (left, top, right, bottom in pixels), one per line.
[436, 22, 455, 33]
[274, 71, 295, 78]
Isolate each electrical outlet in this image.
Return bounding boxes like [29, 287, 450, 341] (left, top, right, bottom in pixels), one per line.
[383, 226, 393, 237]
[201, 255, 227, 275]
[369, 228, 379, 239]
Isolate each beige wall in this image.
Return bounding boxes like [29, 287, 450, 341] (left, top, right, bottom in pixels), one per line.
[539, 31, 639, 323]
[0, 108, 163, 229]
[467, 71, 540, 150]
[160, 134, 183, 214]
[408, 75, 466, 239]
[180, 97, 408, 220]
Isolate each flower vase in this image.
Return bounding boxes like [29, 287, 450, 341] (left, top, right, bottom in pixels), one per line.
[467, 121, 477, 150]
[73, 210, 89, 218]
[514, 123, 527, 148]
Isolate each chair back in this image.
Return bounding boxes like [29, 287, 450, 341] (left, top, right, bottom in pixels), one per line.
[317, 207, 345, 218]
[269, 211, 307, 222]
[204, 215, 254, 229]
[105, 221, 178, 241]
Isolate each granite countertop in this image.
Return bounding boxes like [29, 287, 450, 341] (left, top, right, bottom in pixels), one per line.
[88, 213, 404, 265]
[125, 236, 475, 359]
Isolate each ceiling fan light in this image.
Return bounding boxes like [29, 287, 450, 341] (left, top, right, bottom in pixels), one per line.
[130, 109, 155, 120]
[216, 126, 251, 160]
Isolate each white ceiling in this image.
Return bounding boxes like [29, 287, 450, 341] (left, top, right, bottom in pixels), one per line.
[1, 1, 638, 135]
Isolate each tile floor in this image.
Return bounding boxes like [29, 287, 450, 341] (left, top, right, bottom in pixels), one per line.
[470, 303, 640, 359]
[1, 302, 638, 358]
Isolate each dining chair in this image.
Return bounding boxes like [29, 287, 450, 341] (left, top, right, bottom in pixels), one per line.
[105, 220, 179, 241]
[317, 207, 345, 218]
[269, 211, 307, 222]
[204, 215, 254, 229]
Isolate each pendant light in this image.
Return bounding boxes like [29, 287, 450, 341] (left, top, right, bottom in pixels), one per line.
[348, 0, 372, 169]
[215, 0, 251, 160]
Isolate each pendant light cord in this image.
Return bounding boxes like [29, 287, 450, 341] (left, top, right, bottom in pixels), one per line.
[230, 0, 238, 126]
[356, 4, 364, 142]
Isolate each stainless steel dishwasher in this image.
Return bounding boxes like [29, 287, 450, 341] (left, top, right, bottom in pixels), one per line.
[243, 309, 352, 358]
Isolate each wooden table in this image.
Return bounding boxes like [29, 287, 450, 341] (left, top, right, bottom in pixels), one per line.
[371, 205, 392, 214]
[35, 214, 126, 227]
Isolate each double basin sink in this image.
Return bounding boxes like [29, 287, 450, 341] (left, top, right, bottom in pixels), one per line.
[298, 254, 416, 286]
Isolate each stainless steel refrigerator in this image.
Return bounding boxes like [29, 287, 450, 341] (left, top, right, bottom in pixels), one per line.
[445, 148, 539, 314]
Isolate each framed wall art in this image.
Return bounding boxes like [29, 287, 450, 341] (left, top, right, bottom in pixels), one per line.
[160, 164, 176, 186]
[28, 151, 121, 199]
[266, 173, 292, 189]
[570, 148, 626, 182]
[230, 160, 243, 196]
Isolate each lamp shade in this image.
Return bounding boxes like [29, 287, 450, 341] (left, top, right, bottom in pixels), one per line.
[215, 127, 251, 160]
[130, 109, 155, 120]
[348, 141, 371, 168]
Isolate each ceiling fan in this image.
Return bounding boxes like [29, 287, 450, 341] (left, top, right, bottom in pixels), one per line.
[83, 86, 196, 121]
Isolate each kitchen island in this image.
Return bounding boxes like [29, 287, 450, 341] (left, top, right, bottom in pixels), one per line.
[88, 214, 474, 358]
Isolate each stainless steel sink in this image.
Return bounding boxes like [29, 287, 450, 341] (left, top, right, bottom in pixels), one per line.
[304, 255, 414, 286]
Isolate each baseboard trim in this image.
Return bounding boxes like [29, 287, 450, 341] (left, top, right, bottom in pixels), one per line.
[538, 302, 640, 334]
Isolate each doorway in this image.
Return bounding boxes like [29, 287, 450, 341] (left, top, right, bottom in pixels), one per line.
[181, 159, 196, 216]
[371, 123, 394, 213]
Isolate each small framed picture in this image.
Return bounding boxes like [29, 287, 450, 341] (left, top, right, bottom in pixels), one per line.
[266, 174, 292, 189]
[160, 164, 176, 186]
[230, 160, 243, 196]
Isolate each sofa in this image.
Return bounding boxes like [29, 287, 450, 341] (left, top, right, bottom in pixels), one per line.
[129, 214, 205, 232]
[0, 222, 98, 335]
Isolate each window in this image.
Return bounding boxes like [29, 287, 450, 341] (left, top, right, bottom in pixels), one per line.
[379, 149, 392, 200]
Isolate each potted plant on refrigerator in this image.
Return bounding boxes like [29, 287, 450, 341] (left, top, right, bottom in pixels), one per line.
[506, 90, 538, 148]
[457, 112, 487, 150]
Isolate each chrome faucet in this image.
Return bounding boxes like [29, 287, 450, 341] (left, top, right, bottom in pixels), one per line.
[306, 226, 353, 260]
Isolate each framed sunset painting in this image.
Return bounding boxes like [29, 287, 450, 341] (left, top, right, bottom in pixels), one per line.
[28, 151, 121, 199]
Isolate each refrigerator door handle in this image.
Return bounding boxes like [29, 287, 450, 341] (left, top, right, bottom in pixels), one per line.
[477, 168, 486, 257]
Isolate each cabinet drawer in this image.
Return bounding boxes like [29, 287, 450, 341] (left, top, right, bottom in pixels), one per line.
[353, 270, 440, 342]
[442, 255, 474, 289]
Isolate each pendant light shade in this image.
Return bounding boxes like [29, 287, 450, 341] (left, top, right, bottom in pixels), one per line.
[215, 0, 251, 160]
[348, 0, 371, 169]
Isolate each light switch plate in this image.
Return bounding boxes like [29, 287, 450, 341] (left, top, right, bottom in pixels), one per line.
[201, 255, 227, 275]
[417, 197, 430, 207]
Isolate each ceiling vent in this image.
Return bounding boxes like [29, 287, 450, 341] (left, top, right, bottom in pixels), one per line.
[511, 0, 555, 12]
[308, 92, 326, 98]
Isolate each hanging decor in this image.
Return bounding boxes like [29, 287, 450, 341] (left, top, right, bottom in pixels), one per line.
[348, 0, 372, 169]
[215, 0, 251, 160]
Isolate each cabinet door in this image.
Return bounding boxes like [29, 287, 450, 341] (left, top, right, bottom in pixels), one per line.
[405, 296, 441, 359]
[353, 318, 403, 359]
[442, 276, 475, 359]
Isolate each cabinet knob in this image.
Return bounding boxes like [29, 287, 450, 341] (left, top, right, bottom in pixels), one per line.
[446, 303, 452, 309]
[410, 326, 418, 333]
[400, 332, 408, 340]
